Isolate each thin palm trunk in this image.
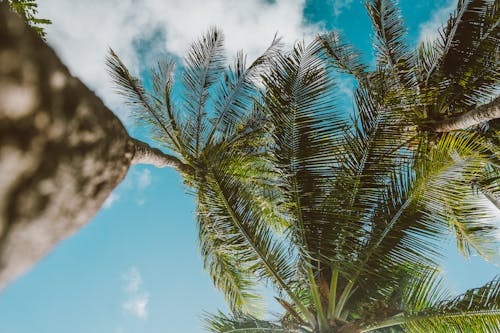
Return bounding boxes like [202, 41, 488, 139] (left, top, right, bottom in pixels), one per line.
[131, 138, 193, 173]
[433, 97, 500, 132]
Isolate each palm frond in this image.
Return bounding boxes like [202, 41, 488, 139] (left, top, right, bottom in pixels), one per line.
[365, 0, 415, 88]
[262, 39, 349, 265]
[198, 187, 264, 314]
[402, 268, 450, 313]
[318, 31, 368, 82]
[422, 0, 500, 113]
[181, 27, 226, 158]
[196, 138, 311, 316]
[106, 49, 180, 152]
[207, 35, 282, 146]
[403, 275, 500, 332]
[337, 132, 499, 316]
[204, 311, 291, 333]
[148, 56, 186, 153]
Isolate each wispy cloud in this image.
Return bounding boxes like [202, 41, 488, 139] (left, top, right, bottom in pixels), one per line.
[418, 0, 457, 43]
[38, 0, 322, 120]
[103, 192, 121, 209]
[131, 168, 152, 205]
[121, 267, 150, 320]
[331, 0, 354, 17]
[136, 169, 152, 191]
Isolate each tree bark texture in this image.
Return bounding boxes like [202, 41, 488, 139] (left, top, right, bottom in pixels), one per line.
[433, 96, 500, 132]
[131, 138, 193, 174]
[0, 3, 136, 290]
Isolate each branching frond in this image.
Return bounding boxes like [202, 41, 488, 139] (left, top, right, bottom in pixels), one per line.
[262, 39, 349, 266]
[338, 132, 499, 317]
[196, 137, 308, 315]
[422, 0, 500, 115]
[204, 311, 292, 333]
[106, 49, 182, 154]
[318, 31, 368, 82]
[403, 275, 500, 332]
[366, 0, 415, 88]
[181, 27, 226, 158]
[207, 36, 282, 146]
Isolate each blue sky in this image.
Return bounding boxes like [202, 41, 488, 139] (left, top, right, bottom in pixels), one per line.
[1, 1, 499, 333]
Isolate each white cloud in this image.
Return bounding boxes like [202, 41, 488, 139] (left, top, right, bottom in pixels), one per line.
[331, 0, 354, 17]
[122, 294, 150, 319]
[121, 267, 150, 319]
[418, 0, 457, 43]
[103, 192, 120, 209]
[136, 169, 152, 190]
[129, 168, 152, 205]
[122, 266, 143, 293]
[38, 0, 322, 119]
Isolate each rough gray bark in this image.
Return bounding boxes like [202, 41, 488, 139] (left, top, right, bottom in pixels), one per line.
[433, 96, 500, 132]
[0, 3, 187, 291]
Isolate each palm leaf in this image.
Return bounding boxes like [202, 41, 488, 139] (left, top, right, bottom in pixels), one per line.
[204, 311, 292, 333]
[403, 275, 500, 332]
[422, 0, 500, 115]
[181, 27, 226, 158]
[318, 32, 368, 83]
[106, 49, 181, 153]
[207, 36, 282, 146]
[365, 0, 415, 88]
[262, 40, 348, 264]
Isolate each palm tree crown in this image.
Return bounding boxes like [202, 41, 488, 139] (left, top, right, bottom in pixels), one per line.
[107, 1, 500, 332]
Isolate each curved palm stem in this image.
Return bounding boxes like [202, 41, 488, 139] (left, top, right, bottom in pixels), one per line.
[327, 267, 339, 320]
[130, 138, 194, 174]
[307, 265, 328, 330]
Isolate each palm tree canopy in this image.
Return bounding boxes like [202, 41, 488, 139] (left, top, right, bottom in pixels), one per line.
[108, 1, 500, 332]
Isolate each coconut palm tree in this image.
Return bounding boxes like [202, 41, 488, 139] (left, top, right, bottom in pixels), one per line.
[199, 36, 500, 332]
[319, 0, 500, 210]
[107, 9, 500, 330]
[106, 28, 289, 312]
[321, 0, 499, 131]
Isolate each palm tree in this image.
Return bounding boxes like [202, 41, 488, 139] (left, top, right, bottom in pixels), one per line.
[199, 37, 500, 333]
[319, 0, 499, 209]
[321, 0, 499, 131]
[106, 28, 287, 313]
[106, 4, 500, 331]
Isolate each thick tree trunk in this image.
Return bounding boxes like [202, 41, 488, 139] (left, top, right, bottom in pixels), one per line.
[0, 3, 186, 290]
[433, 97, 500, 132]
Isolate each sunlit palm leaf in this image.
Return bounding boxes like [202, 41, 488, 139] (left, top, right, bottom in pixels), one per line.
[204, 311, 292, 333]
[181, 27, 226, 158]
[106, 49, 182, 153]
[403, 275, 500, 332]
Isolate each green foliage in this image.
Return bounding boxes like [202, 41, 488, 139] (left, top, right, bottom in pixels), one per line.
[7, 0, 51, 39]
[108, 29, 290, 313]
[109, 1, 500, 332]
